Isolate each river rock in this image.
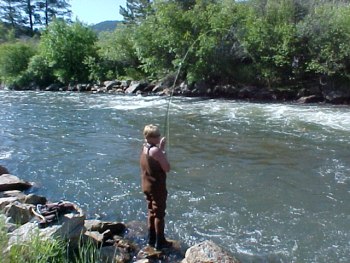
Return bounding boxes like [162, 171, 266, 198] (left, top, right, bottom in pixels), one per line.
[136, 246, 163, 260]
[84, 219, 126, 235]
[181, 240, 240, 263]
[0, 174, 32, 192]
[125, 81, 147, 94]
[135, 240, 183, 261]
[84, 230, 106, 246]
[1, 190, 26, 199]
[23, 193, 47, 205]
[104, 80, 120, 90]
[297, 95, 323, 103]
[45, 83, 62, 91]
[0, 165, 9, 175]
[4, 202, 34, 225]
[7, 210, 86, 251]
[100, 244, 132, 263]
[0, 197, 19, 210]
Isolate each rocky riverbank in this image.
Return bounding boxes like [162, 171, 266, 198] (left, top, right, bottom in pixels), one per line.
[3, 76, 350, 105]
[0, 165, 240, 263]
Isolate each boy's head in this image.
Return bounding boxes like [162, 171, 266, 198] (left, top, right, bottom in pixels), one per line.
[143, 124, 161, 141]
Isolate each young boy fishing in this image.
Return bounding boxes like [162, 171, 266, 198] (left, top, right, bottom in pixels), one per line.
[140, 124, 172, 250]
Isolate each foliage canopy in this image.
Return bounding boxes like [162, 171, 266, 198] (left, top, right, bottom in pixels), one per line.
[1, 0, 350, 90]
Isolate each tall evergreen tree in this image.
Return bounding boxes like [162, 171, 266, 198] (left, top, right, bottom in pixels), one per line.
[119, 0, 153, 24]
[36, 0, 71, 26]
[22, 0, 36, 32]
[0, 0, 25, 28]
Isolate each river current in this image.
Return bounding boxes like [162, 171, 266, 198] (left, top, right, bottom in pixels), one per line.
[0, 91, 349, 262]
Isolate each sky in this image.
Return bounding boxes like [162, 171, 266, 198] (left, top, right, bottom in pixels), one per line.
[70, 0, 126, 25]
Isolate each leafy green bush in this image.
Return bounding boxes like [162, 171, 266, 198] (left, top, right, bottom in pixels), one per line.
[0, 41, 37, 87]
[96, 25, 142, 81]
[37, 19, 98, 83]
[241, 0, 299, 87]
[27, 54, 56, 87]
[298, 4, 350, 79]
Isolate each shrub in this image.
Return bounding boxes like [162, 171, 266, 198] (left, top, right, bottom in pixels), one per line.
[38, 19, 98, 84]
[0, 41, 37, 87]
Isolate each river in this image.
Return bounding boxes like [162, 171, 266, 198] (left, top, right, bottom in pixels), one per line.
[0, 91, 349, 262]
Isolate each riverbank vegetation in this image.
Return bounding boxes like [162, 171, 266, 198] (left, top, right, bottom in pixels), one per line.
[0, 216, 100, 263]
[1, 0, 350, 96]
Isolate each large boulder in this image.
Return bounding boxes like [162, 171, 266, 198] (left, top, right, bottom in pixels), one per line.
[0, 174, 32, 192]
[181, 240, 240, 263]
[125, 81, 147, 94]
[7, 210, 86, 250]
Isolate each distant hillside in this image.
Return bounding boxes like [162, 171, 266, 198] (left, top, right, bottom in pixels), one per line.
[91, 20, 122, 33]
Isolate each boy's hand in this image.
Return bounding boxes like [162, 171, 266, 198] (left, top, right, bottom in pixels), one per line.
[159, 137, 166, 151]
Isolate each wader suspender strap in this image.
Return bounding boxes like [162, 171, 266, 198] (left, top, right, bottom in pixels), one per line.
[146, 144, 156, 155]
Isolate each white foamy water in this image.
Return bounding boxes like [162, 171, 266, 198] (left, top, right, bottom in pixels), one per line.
[0, 91, 349, 262]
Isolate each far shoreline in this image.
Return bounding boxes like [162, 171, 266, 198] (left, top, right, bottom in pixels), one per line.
[2, 78, 350, 106]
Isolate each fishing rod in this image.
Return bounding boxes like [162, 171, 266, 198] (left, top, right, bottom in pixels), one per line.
[162, 27, 254, 152]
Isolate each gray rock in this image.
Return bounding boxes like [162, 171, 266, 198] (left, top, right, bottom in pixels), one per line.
[84, 220, 126, 235]
[84, 230, 105, 246]
[100, 245, 131, 263]
[4, 202, 34, 225]
[1, 190, 25, 199]
[23, 194, 47, 205]
[181, 240, 240, 263]
[0, 174, 32, 191]
[297, 95, 323, 104]
[0, 197, 19, 210]
[125, 81, 146, 94]
[103, 80, 120, 90]
[7, 211, 86, 251]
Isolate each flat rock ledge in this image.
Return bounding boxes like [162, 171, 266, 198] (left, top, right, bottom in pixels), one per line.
[0, 165, 240, 262]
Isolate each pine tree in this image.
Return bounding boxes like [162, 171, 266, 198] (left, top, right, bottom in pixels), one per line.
[0, 0, 25, 28]
[119, 0, 153, 24]
[23, 0, 35, 32]
[36, 0, 71, 26]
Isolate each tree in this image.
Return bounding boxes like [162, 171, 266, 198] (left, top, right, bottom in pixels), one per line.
[0, 0, 25, 28]
[20, 0, 37, 33]
[25, 0, 35, 31]
[298, 3, 350, 80]
[36, 0, 71, 26]
[95, 25, 141, 80]
[33, 20, 97, 83]
[240, 0, 300, 86]
[119, 0, 153, 24]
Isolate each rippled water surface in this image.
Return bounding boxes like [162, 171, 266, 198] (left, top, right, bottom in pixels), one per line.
[1, 91, 349, 262]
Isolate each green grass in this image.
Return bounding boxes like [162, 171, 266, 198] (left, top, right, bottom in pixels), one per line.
[0, 217, 101, 263]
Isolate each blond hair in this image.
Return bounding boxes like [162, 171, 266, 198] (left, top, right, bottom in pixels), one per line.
[143, 124, 161, 139]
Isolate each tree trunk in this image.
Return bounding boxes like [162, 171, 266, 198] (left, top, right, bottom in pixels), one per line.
[27, 0, 34, 32]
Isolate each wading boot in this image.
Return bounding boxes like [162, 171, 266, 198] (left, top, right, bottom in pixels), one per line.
[155, 235, 172, 250]
[148, 228, 156, 247]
